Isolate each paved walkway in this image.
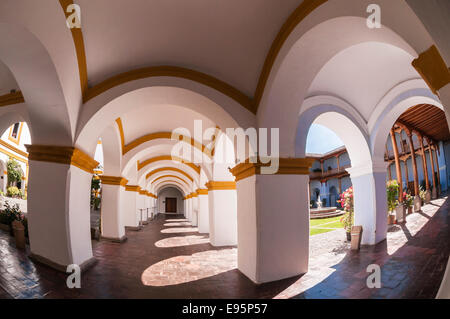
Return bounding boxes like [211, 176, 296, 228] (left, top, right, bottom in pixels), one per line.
[0, 196, 448, 298]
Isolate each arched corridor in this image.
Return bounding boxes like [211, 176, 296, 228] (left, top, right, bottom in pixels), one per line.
[0, 0, 449, 300]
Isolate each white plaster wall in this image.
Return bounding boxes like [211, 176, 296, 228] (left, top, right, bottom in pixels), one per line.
[101, 184, 125, 240]
[122, 191, 139, 227]
[197, 194, 209, 233]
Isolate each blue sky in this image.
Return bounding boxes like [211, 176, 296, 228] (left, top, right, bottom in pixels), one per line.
[306, 124, 344, 154]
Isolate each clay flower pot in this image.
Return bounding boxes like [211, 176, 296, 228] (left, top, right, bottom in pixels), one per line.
[388, 214, 396, 225]
[12, 220, 26, 250]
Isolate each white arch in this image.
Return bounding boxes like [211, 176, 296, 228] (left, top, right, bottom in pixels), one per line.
[136, 160, 202, 187]
[76, 83, 255, 157]
[100, 124, 122, 175]
[257, 8, 432, 156]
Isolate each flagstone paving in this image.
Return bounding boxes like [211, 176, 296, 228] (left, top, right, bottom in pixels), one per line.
[0, 196, 448, 298]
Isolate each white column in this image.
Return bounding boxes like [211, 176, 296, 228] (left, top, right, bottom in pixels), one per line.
[206, 182, 237, 247]
[99, 176, 127, 242]
[346, 161, 388, 245]
[122, 186, 140, 230]
[197, 189, 209, 233]
[191, 194, 198, 226]
[186, 197, 192, 221]
[26, 146, 98, 271]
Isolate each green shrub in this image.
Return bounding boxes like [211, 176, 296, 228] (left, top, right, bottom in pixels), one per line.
[6, 186, 21, 198]
[7, 158, 23, 187]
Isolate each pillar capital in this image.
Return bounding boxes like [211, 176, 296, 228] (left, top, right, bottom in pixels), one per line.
[125, 185, 140, 192]
[196, 188, 208, 195]
[99, 175, 128, 186]
[205, 181, 236, 190]
[229, 157, 315, 182]
[412, 45, 450, 94]
[25, 145, 99, 174]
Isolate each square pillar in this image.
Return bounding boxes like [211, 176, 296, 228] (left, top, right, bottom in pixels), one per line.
[206, 181, 237, 247]
[230, 158, 313, 284]
[346, 162, 388, 245]
[25, 145, 98, 271]
[123, 185, 141, 230]
[197, 189, 209, 233]
[99, 176, 128, 242]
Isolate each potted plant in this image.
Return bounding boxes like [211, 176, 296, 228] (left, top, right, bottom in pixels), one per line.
[339, 187, 354, 241]
[2, 201, 26, 248]
[386, 180, 399, 225]
[403, 192, 413, 215]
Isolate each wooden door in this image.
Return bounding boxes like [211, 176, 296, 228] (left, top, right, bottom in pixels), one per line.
[165, 198, 177, 213]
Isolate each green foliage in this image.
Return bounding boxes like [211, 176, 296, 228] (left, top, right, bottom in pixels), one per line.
[340, 211, 354, 233]
[91, 176, 101, 210]
[386, 180, 400, 212]
[0, 201, 23, 225]
[6, 186, 21, 198]
[6, 158, 23, 187]
[419, 185, 427, 202]
[403, 192, 413, 208]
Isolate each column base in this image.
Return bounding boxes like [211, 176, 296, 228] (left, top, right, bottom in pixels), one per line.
[425, 190, 432, 203]
[395, 205, 406, 224]
[432, 188, 437, 199]
[413, 196, 422, 212]
[101, 235, 128, 243]
[142, 220, 149, 225]
[125, 226, 142, 231]
[29, 253, 97, 273]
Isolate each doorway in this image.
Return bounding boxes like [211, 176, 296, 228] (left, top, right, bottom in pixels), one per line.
[165, 198, 177, 213]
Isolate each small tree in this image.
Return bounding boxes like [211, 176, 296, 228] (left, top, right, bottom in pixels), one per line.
[386, 180, 400, 213]
[7, 158, 23, 187]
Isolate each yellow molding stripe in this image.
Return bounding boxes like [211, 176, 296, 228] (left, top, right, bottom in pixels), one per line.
[146, 167, 194, 182]
[60, 0, 331, 114]
[0, 91, 25, 107]
[99, 175, 128, 186]
[154, 180, 186, 192]
[151, 175, 190, 187]
[139, 189, 147, 195]
[59, 0, 88, 98]
[123, 131, 212, 158]
[412, 45, 450, 94]
[196, 188, 208, 195]
[137, 155, 201, 174]
[0, 139, 28, 158]
[253, 0, 328, 111]
[205, 181, 236, 191]
[0, 146, 28, 164]
[125, 185, 140, 192]
[229, 158, 315, 182]
[25, 145, 98, 174]
[115, 118, 125, 152]
[84, 66, 253, 113]
[190, 192, 198, 198]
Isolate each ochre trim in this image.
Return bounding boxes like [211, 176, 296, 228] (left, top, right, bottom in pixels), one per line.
[99, 176, 128, 186]
[196, 188, 208, 195]
[25, 145, 99, 174]
[59, 0, 88, 98]
[125, 185, 140, 192]
[139, 189, 147, 195]
[412, 45, 450, 94]
[229, 158, 315, 182]
[151, 175, 190, 187]
[0, 146, 28, 164]
[123, 131, 212, 157]
[137, 155, 200, 174]
[154, 180, 185, 191]
[60, 0, 330, 114]
[0, 139, 28, 158]
[190, 192, 198, 198]
[205, 181, 236, 190]
[253, 0, 328, 111]
[84, 66, 253, 113]
[0, 91, 25, 107]
[115, 118, 125, 152]
[146, 167, 194, 182]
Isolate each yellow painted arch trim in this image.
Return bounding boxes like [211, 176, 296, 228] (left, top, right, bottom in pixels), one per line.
[146, 167, 194, 182]
[151, 175, 190, 187]
[154, 180, 187, 193]
[123, 131, 212, 158]
[0, 91, 25, 107]
[59, 0, 330, 114]
[137, 155, 201, 174]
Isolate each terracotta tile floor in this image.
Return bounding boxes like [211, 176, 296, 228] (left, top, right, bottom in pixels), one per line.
[0, 196, 448, 299]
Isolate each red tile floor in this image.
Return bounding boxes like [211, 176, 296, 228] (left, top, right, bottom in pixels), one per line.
[0, 195, 448, 299]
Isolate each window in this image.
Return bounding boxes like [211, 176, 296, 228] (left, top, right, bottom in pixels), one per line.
[8, 123, 23, 145]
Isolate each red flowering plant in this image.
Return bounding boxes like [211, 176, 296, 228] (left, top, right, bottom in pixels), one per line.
[402, 192, 413, 208]
[339, 187, 354, 233]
